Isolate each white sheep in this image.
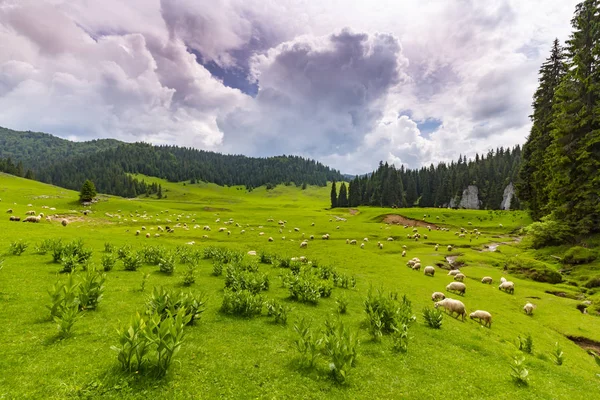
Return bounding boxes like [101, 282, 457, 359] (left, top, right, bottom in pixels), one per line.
[424, 266, 435, 276]
[435, 244, 439, 251]
[500, 277, 507, 283]
[310, 235, 314, 240]
[350, 239, 357, 245]
[523, 303, 536, 315]
[498, 281, 515, 294]
[378, 242, 383, 249]
[135, 230, 140, 236]
[448, 269, 461, 276]
[435, 298, 466, 321]
[146, 233, 150, 238]
[363, 237, 369, 242]
[387, 237, 394, 241]
[401, 250, 406, 257]
[431, 292, 445, 301]
[446, 282, 466, 296]
[469, 310, 492, 327]
[447, 245, 453, 251]
[322, 234, 330, 240]
[360, 243, 365, 249]
[454, 273, 465, 282]
[247, 250, 257, 256]
[481, 276, 493, 284]
[268, 237, 274, 242]
[412, 263, 421, 271]
[300, 241, 308, 248]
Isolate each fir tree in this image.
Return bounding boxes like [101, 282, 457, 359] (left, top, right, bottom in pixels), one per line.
[338, 182, 349, 207]
[157, 184, 163, 199]
[330, 181, 338, 208]
[79, 179, 97, 202]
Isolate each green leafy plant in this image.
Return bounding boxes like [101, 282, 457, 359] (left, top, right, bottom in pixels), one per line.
[46, 274, 80, 319]
[140, 272, 150, 292]
[509, 354, 529, 385]
[158, 251, 176, 274]
[36, 238, 59, 255]
[9, 240, 28, 256]
[145, 286, 206, 325]
[391, 324, 410, 353]
[293, 318, 322, 368]
[123, 252, 142, 271]
[265, 299, 290, 324]
[101, 253, 117, 272]
[220, 288, 263, 317]
[60, 253, 79, 273]
[364, 288, 415, 341]
[323, 318, 359, 383]
[224, 264, 269, 294]
[104, 242, 115, 253]
[111, 312, 150, 373]
[422, 306, 443, 329]
[54, 303, 81, 339]
[518, 333, 534, 354]
[78, 268, 106, 311]
[181, 264, 196, 286]
[551, 342, 564, 366]
[336, 295, 349, 314]
[144, 309, 191, 377]
[212, 261, 224, 276]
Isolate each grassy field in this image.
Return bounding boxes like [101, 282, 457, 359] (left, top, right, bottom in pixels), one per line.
[1, 172, 600, 399]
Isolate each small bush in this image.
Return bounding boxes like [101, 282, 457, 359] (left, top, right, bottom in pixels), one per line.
[9, 240, 28, 256]
[265, 299, 290, 325]
[323, 318, 359, 383]
[224, 264, 269, 294]
[336, 295, 349, 314]
[259, 252, 275, 265]
[145, 287, 206, 325]
[36, 238, 59, 255]
[212, 261, 224, 276]
[54, 303, 81, 339]
[506, 257, 562, 284]
[584, 276, 600, 289]
[551, 342, 564, 366]
[112, 312, 150, 373]
[46, 274, 80, 319]
[509, 354, 529, 385]
[518, 334, 534, 354]
[422, 306, 443, 329]
[116, 244, 132, 260]
[104, 242, 115, 253]
[52, 239, 92, 265]
[101, 253, 117, 272]
[391, 324, 410, 353]
[524, 216, 572, 249]
[60, 253, 79, 273]
[364, 288, 415, 341]
[562, 246, 597, 265]
[78, 268, 106, 311]
[122, 252, 142, 271]
[140, 245, 167, 266]
[181, 264, 196, 286]
[221, 289, 263, 317]
[140, 272, 150, 292]
[158, 252, 176, 274]
[293, 318, 322, 368]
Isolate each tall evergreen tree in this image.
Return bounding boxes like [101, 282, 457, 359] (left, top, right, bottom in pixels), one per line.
[330, 181, 338, 208]
[338, 182, 349, 207]
[547, 0, 600, 234]
[517, 38, 566, 220]
[79, 179, 97, 202]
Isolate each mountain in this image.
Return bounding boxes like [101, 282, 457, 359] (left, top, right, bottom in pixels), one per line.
[0, 126, 343, 197]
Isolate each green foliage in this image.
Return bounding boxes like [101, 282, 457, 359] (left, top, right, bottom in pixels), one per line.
[112, 312, 150, 373]
[330, 181, 337, 208]
[158, 251, 176, 274]
[282, 268, 330, 304]
[54, 303, 81, 339]
[122, 252, 142, 271]
[551, 342, 564, 366]
[518, 334, 534, 354]
[506, 256, 562, 284]
[391, 324, 410, 353]
[220, 289, 263, 317]
[52, 239, 92, 265]
[523, 217, 573, 249]
[35, 238, 58, 255]
[212, 261, 223, 276]
[9, 240, 28, 256]
[509, 355, 529, 386]
[364, 288, 415, 341]
[103, 242, 115, 253]
[224, 264, 269, 294]
[60, 253, 79, 273]
[265, 299, 290, 325]
[181, 264, 196, 286]
[101, 253, 117, 272]
[562, 246, 597, 265]
[293, 318, 322, 368]
[46, 274, 80, 319]
[584, 276, 600, 289]
[336, 295, 349, 314]
[116, 244, 132, 260]
[422, 306, 443, 329]
[145, 287, 206, 325]
[140, 272, 150, 292]
[79, 179, 97, 202]
[323, 318, 359, 383]
[77, 268, 106, 311]
[140, 245, 167, 265]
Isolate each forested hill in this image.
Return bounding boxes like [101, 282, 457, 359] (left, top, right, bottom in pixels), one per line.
[0, 127, 343, 197]
[342, 146, 522, 210]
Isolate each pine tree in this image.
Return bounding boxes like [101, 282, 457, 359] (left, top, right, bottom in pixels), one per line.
[330, 181, 338, 208]
[79, 179, 97, 202]
[338, 182, 348, 207]
[301, 182, 307, 190]
[157, 184, 163, 199]
[517, 38, 566, 219]
[547, 0, 600, 234]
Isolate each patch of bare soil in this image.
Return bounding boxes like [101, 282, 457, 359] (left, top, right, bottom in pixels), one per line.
[48, 214, 85, 223]
[567, 336, 600, 354]
[383, 214, 438, 228]
[349, 209, 359, 215]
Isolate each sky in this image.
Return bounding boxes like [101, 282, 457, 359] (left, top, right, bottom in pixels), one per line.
[0, 0, 580, 174]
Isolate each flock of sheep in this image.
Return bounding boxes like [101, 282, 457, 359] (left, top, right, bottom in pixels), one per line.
[6, 206, 68, 226]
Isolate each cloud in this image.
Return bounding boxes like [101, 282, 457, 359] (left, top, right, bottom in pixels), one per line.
[0, 0, 582, 174]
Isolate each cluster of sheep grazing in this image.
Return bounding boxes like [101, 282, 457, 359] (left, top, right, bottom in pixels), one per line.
[9, 216, 21, 221]
[23, 215, 41, 223]
[406, 258, 421, 271]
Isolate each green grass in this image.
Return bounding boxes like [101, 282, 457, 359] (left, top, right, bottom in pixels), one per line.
[1, 172, 600, 399]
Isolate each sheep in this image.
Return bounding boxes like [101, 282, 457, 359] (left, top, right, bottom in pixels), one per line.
[454, 273, 465, 282]
[387, 237, 394, 241]
[360, 243, 365, 249]
[136, 230, 140, 236]
[141, 226, 146, 230]
[424, 266, 435, 276]
[346, 239, 350, 244]
[401, 250, 406, 257]
[431, 292, 445, 301]
[448, 269, 461, 276]
[350, 239, 357, 245]
[435, 298, 466, 321]
[202, 235, 209, 239]
[158, 226, 165, 232]
[498, 281, 515, 294]
[435, 244, 439, 251]
[363, 237, 369, 242]
[378, 242, 383, 249]
[155, 233, 160, 237]
[6, 209, 13, 214]
[219, 227, 227, 232]
[447, 245, 452, 251]
[481, 276, 493, 284]
[146, 233, 150, 238]
[322, 234, 330, 240]
[186, 241, 195, 245]
[9, 216, 21, 221]
[412, 263, 421, 271]
[203, 225, 211, 231]
[23, 215, 41, 223]
[500, 277, 507, 283]
[310, 235, 314, 240]
[259, 232, 265, 236]
[247, 250, 257, 256]
[300, 241, 308, 248]
[268, 237, 274, 242]
[523, 303, 536, 315]
[446, 282, 466, 296]
[469, 310, 492, 327]
[61, 219, 68, 227]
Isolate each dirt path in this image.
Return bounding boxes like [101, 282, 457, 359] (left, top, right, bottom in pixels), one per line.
[383, 214, 438, 229]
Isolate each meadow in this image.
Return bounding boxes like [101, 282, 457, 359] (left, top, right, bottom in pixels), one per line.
[1, 172, 599, 399]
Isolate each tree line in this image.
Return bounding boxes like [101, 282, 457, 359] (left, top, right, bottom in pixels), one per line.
[517, 0, 600, 236]
[331, 147, 522, 209]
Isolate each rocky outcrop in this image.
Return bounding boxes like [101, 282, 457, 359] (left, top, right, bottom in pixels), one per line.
[500, 182, 514, 210]
[458, 185, 481, 209]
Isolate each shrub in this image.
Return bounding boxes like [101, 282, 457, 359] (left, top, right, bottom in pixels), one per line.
[391, 324, 410, 353]
[36, 238, 59, 255]
[212, 261, 224, 276]
[422, 306, 443, 329]
[323, 318, 359, 383]
[104, 242, 115, 253]
[551, 342, 564, 366]
[181, 264, 196, 286]
[220, 289, 263, 317]
[518, 333, 534, 354]
[112, 312, 150, 373]
[336, 295, 349, 314]
[46, 274, 80, 319]
[116, 244, 132, 260]
[509, 354, 529, 385]
[293, 318, 322, 368]
[333, 272, 350, 288]
[78, 268, 106, 311]
[54, 303, 81, 339]
[158, 252, 176, 274]
[562, 246, 597, 265]
[122, 252, 142, 271]
[224, 264, 269, 294]
[101, 253, 117, 272]
[364, 288, 415, 341]
[178, 249, 199, 265]
[145, 286, 206, 325]
[140, 245, 166, 265]
[584, 276, 600, 289]
[60, 253, 79, 273]
[145, 310, 190, 377]
[9, 240, 28, 256]
[52, 239, 92, 265]
[140, 272, 150, 292]
[259, 252, 275, 265]
[524, 216, 572, 249]
[265, 299, 290, 325]
[506, 256, 562, 284]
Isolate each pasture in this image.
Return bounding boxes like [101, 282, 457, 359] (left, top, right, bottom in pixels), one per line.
[1, 172, 599, 399]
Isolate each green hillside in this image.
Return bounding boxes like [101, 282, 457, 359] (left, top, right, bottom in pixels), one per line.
[1, 173, 599, 399]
